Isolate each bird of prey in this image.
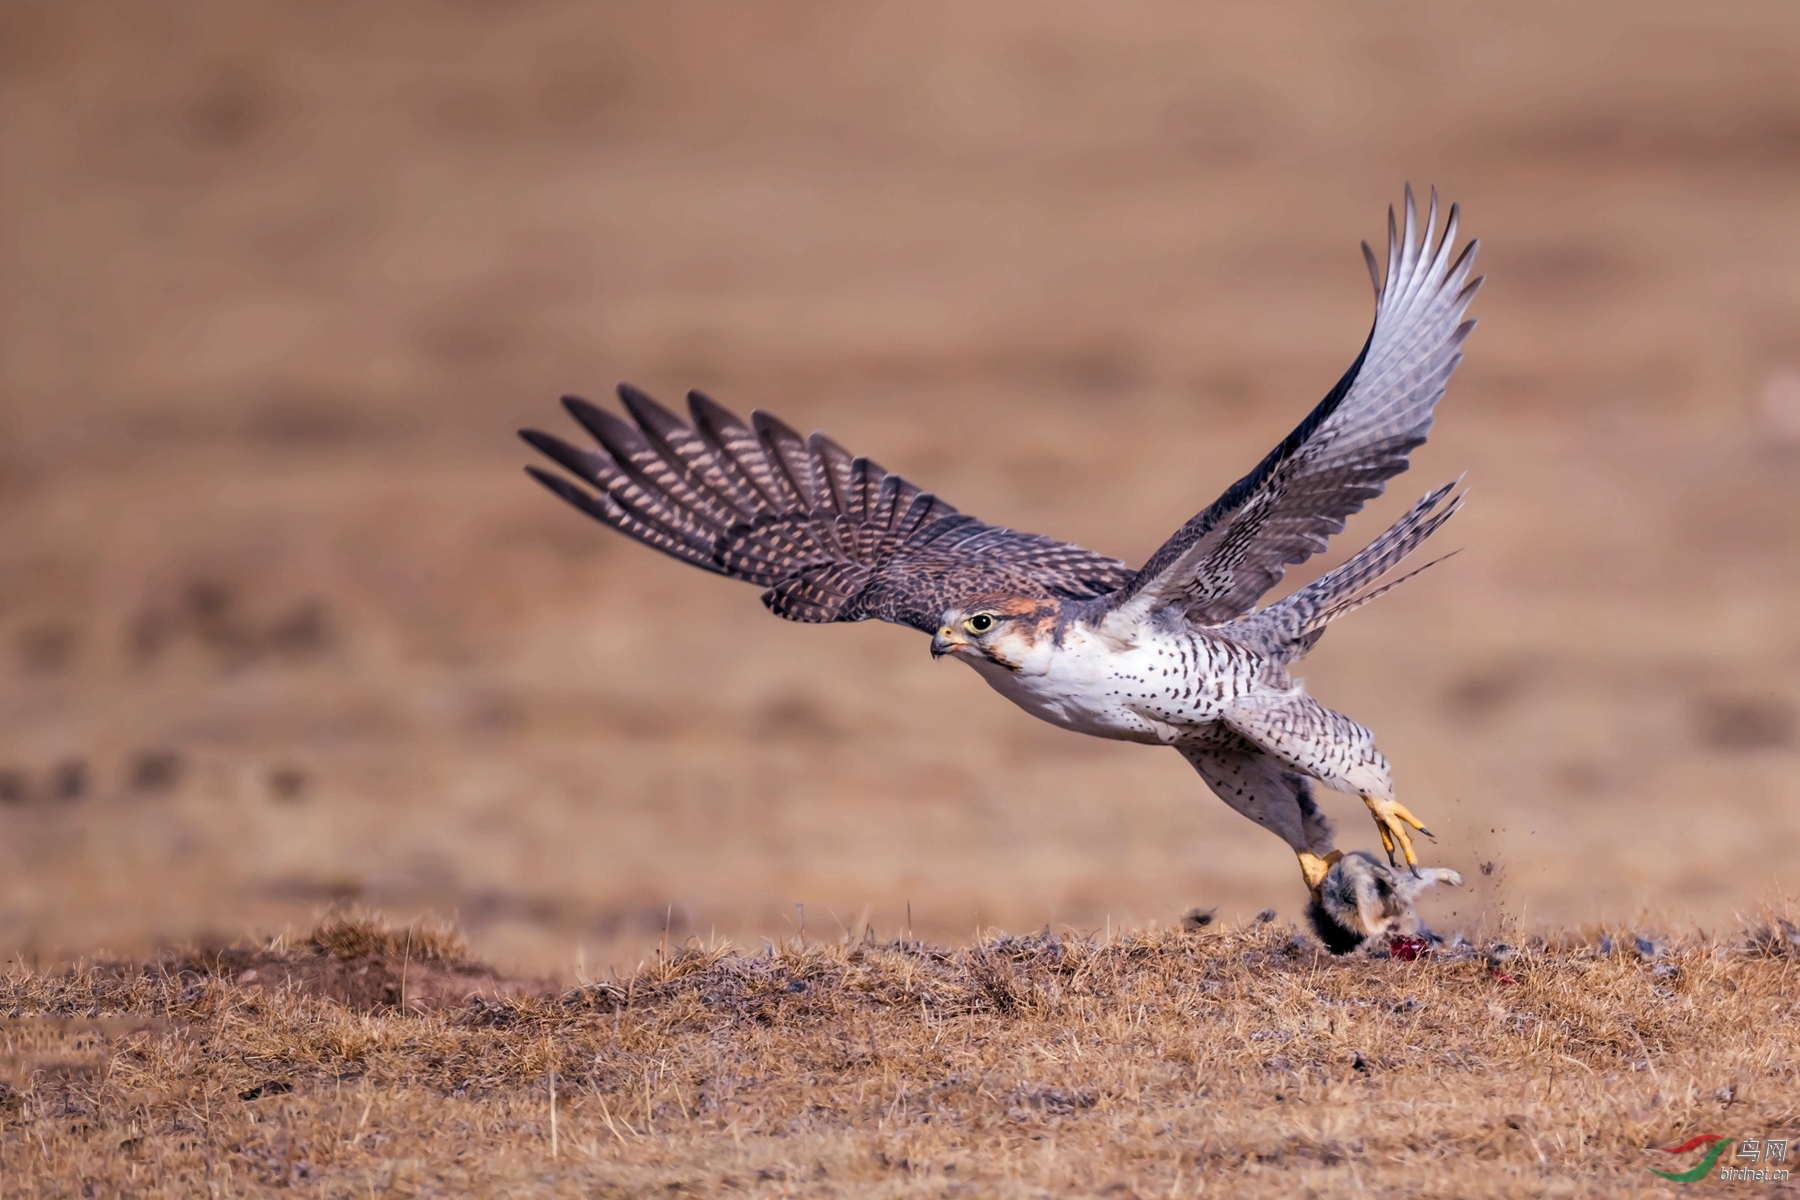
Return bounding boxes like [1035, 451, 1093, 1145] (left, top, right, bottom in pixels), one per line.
[521, 188, 1480, 952]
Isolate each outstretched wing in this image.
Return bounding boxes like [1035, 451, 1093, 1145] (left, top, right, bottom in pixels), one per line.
[521, 386, 1132, 632]
[1110, 186, 1480, 626]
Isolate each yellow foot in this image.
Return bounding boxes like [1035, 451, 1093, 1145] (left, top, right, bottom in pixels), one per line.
[1362, 795, 1434, 873]
[1297, 849, 1343, 891]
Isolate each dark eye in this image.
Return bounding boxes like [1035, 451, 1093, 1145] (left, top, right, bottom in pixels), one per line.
[968, 613, 995, 633]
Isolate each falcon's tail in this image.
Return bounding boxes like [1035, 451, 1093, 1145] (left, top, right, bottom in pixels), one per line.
[1220, 483, 1462, 663]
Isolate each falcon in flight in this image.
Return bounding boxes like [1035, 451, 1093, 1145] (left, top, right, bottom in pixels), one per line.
[522, 188, 1479, 952]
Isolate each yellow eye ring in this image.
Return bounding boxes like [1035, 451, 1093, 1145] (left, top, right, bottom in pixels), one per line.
[966, 613, 995, 634]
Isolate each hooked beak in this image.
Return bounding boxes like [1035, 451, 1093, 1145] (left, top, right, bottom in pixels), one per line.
[930, 626, 968, 660]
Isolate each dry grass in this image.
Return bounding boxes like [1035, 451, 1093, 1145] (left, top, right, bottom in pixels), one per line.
[4, 911, 1799, 1197]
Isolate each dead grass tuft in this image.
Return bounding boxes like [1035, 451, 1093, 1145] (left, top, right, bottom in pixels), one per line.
[304, 908, 468, 964]
[3, 908, 1799, 1196]
[1746, 916, 1800, 961]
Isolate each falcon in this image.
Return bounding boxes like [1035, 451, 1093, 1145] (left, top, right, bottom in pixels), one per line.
[521, 188, 1479, 952]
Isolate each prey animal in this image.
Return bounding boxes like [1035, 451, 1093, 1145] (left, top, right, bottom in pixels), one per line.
[521, 188, 1478, 952]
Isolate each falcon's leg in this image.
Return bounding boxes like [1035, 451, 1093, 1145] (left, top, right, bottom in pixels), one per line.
[1297, 848, 1343, 890]
[1181, 736, 1459, 953]
[1178, 735, 1340, 893]
[1220, 692, 1436, 875]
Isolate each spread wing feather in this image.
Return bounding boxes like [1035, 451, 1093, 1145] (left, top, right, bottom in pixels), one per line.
[522, 386, 1132, 632]
[1218, 481, 1463, 662]
[1110, 186, 1480, 625]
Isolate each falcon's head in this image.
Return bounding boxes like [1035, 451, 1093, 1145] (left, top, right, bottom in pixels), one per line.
[930, 595, 1060, 670]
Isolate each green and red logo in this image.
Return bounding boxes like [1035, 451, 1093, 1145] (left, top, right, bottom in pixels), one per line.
[1650, 1134, 1732, 1182]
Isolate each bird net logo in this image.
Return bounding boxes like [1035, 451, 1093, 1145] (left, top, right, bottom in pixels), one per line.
[1650, 1135, 1790, 1183]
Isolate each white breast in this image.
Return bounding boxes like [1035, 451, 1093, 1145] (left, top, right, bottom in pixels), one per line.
[958, 621, 1244, 744]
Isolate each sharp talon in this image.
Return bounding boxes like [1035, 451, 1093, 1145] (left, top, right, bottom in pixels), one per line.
[1363, 795, 1435, 868]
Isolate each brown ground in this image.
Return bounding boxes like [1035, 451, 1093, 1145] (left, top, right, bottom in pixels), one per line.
[4, 910, 1799, 1197]
[3, 1, 1800, 981]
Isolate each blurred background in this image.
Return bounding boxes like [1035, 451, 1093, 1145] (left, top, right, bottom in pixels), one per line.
[3, 0, 1799, 975]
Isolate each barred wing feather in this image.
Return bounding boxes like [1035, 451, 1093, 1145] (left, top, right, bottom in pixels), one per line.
[522, 386, 1132, 633]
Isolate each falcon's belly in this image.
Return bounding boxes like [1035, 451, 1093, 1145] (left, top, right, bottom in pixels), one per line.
[958, 621, 1258, 745]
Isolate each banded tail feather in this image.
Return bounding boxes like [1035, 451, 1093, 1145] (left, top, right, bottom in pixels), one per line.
[1221, 482, 1463, 662]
